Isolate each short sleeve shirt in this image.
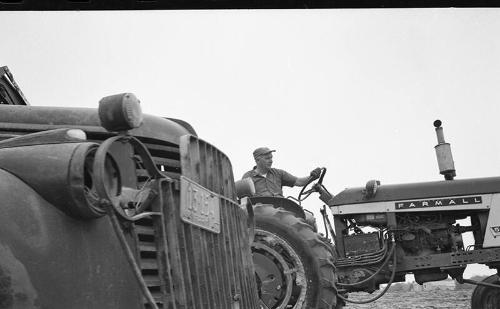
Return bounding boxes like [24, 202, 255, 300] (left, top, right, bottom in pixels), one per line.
[242, 168, 298, 197]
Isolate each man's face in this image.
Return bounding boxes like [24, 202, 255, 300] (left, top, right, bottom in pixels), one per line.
[256, 153, 273, 170]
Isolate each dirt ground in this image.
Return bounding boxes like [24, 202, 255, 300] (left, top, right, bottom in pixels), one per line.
[343, 290, 474, 309]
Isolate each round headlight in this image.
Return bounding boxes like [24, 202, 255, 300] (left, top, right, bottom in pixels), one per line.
[83, 147, 121, 216]
[98, 93, 143, 132]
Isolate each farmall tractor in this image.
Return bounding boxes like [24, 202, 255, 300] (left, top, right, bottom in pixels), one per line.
[0, 66, 259, 309]
[326, 120, 500, 308]
[238, 120, 500, 309]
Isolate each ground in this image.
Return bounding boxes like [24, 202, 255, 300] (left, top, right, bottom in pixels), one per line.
[344, 290, 473, 309]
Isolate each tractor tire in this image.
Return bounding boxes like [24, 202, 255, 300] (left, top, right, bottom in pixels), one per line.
[252, 204, 337, 309]
[471, 274, 500, 309]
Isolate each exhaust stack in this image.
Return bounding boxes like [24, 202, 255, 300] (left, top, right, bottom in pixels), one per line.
[434, 120, 456, 180]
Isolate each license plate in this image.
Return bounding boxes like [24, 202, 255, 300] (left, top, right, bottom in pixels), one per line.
[180, 176, 221, 233]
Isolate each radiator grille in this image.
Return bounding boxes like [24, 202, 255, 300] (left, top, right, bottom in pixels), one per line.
[160, 134, 258, 309]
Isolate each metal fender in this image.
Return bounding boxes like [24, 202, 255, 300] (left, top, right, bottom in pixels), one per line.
[0, 142, 104, 219]
[0, 169, 142, 309]
[249, 196, 306, 219]
[0, 242, 38, 309]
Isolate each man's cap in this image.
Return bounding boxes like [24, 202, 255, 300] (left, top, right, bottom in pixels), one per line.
[253, 147, 276, 159]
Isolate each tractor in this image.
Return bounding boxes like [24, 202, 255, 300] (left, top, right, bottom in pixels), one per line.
[0, 66, 259, 309]
[321, 120, 500, 308]
[239, 118, 500, 309]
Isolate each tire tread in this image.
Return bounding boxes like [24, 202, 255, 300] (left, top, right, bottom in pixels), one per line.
[253, 204, 337, 309]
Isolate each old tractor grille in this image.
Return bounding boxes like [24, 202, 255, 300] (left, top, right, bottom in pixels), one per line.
[134, 217, 164, 308]
[102, 133, 258, 309]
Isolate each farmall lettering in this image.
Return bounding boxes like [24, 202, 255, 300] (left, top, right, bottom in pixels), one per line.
[395, 196, 482, 210]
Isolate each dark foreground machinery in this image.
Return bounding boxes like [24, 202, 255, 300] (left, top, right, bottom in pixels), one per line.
[0, 66, 259, 309]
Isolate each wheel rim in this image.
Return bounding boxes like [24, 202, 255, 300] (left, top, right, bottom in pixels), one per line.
[252, 229, 307, 309]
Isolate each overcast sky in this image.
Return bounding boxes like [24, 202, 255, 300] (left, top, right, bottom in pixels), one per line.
[2, 8, 500, 279]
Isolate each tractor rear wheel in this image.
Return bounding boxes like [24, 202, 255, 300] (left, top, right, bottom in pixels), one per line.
[252, 204, 337, 309]
[471, 274, 500, 309]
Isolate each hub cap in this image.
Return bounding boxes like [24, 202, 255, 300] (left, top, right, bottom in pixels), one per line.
[252, 229, 307, 309]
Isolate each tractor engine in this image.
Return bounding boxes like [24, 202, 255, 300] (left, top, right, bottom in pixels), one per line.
[394, 213, 465, 256]
[350, 211, 467, 256]
[331, 205, 486, 293]
[336, 210, 475, 288]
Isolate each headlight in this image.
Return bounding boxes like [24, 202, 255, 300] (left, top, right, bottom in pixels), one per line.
[91, 134, 164, 221]
[83, 146, 121, 217]
[0, 140, 121, 219]
[98, 93, 143, 132]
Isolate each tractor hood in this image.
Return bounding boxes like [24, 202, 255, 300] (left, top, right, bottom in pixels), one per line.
[0, 105, 195, 144]
[332, 176, 500, 206]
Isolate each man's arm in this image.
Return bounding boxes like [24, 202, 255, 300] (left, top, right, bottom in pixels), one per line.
[293, 167, 322, 187]
[294, 176, 313, 187]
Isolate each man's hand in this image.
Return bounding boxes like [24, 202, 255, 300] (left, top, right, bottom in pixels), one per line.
[310, 167, 322, 180]
[295, 168, 323, 187]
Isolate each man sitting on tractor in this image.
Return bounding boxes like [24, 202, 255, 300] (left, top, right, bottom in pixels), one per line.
[242, 147, 321, 197]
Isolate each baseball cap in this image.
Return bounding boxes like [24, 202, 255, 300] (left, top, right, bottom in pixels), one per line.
[253, 147, 276, 160]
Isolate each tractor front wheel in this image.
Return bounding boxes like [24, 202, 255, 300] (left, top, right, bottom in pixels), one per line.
[471, 274, 500, 309]
[252, 204, 337, 309]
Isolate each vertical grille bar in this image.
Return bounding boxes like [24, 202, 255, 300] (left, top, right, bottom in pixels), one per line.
[154, 180, 179, 309]
[185, 139, 212, 309]
[162, 181, 189, 309]
[174, 195, 198, 308]
[184, 224, 206, 308]
[205, 145, 226, 308]
[236, 204, 260, 308]
[229, 204, 249, 306]
[220, 183, 242, 304]
[215, 146, 238, 306]
[199, 142, 218, 309]
[222, 156, 248, 305]
[134, 217, 163, 309]
[221, 198, 239, 302]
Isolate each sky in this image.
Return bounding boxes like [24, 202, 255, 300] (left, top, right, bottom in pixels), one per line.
[2, 8, 500, 279]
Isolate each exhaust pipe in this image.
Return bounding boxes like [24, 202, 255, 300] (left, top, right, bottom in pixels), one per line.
[434, 120, 456, 180]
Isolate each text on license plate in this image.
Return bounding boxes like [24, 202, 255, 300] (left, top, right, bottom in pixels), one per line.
[180, 176, 221, 233]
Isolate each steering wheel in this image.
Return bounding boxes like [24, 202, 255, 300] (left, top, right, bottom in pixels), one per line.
[297, 167, 326, 202]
